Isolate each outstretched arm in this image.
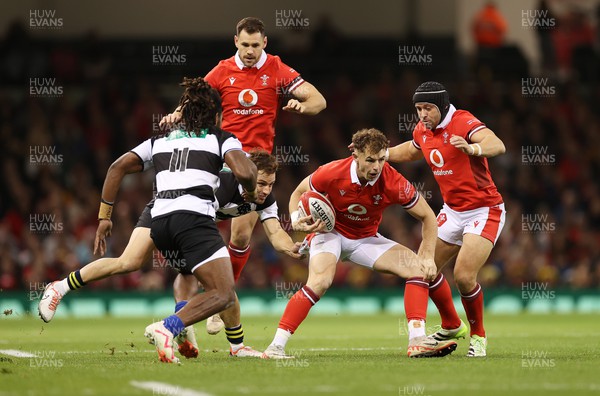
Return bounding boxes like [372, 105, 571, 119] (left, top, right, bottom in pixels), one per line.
[262, 218, 302, 259]
[388, 141, 424, 163]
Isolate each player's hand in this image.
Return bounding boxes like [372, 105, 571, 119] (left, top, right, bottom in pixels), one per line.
[450, 135, 471, 154]
[293, 215, 326, 233]
[282, 99, 307, 114]
[242, 188, 258, 203]
[284, 242, 304, 259]
[94, 219, 113, 256]
[420, 257, 437, 282]
[159, 111, 182, 127]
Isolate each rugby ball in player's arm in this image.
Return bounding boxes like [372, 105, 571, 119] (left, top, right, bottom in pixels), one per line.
[297, 191, 336, 232]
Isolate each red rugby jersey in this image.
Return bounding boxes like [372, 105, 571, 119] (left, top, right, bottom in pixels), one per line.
[411, 106, 503, 211]
[309, 157, 419, 239]
[205, 51, 304, 153]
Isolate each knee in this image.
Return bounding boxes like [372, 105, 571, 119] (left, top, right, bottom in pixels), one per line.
[454, 270, 476, 292]
[230, 230, 251, 248]
[215, 286, 236, 311]
[307, 276, 332, 297]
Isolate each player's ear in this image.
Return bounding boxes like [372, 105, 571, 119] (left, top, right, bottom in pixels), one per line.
[352, 151, 358, 161]
[263, 35, 268, 49]
[234, 35, 238, 46]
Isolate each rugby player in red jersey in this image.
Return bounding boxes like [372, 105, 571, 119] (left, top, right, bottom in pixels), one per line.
[388, 81, 506, 357]
[261, 128, 458, 359]
[161, 17, 326, 334]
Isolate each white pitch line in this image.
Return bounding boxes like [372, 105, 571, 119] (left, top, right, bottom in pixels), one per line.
[0, 349, 36, 358]
[130, 381, 214, 396]
[46, 346, 401, 355]
[48, 347, 403, 355]
[305, 347, 399, 352]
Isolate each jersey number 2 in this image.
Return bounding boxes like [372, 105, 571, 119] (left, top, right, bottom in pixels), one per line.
[169, 148, 189, 172]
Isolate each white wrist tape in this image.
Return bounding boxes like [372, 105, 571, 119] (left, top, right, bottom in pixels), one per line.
[474, 143, 482, 156]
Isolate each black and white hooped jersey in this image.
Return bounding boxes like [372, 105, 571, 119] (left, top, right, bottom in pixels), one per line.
[130, 127, 242, 219]
[215, 170, 279, 222]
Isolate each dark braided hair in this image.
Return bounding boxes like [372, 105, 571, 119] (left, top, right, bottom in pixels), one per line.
[177, 77, 222, 133]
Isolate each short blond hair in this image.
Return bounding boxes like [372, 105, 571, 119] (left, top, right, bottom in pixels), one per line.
[352, 128, 389, 154]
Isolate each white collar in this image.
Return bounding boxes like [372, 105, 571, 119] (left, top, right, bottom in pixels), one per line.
[234, 50, 268, 70]
[435, 104, 456, 130]
[350, 159, 381, 186]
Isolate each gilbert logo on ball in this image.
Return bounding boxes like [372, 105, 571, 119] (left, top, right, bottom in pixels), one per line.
[298, 191, 336, 232]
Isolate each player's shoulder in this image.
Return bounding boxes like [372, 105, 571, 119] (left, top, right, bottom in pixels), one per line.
[219, 56, 237, 67]
[379, 163, 409, 188]
[312, 158, 351, 189]
[208, 126, 236, 141]
[265, 54, 295, 71]
[381, 162, 404, 181]
[450, 109, 481, 125]
[209, 56, 237, 73]
[413, 121, 427, 134]
[265, 54, 283, 65]
[218, 169, 239, 190]
[317, 157, 352, 174]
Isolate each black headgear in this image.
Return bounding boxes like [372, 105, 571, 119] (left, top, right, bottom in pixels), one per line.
[412, 81, 450, 122]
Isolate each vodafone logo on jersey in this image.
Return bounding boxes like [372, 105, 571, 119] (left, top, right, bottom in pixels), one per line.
[429, 149, 444, 167]
[238, 89, 258, 107]
[430, 149, 454, 176]
[344, 204, 371, 221]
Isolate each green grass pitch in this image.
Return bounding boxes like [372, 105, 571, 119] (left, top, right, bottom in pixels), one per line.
[1, 313, 599, 396]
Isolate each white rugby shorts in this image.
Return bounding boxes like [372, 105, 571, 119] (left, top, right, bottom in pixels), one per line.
[436, 203, 506, 246]
[309, 230, 398, 269]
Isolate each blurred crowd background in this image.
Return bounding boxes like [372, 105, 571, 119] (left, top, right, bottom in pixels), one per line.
[1, 1, 599, 293]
